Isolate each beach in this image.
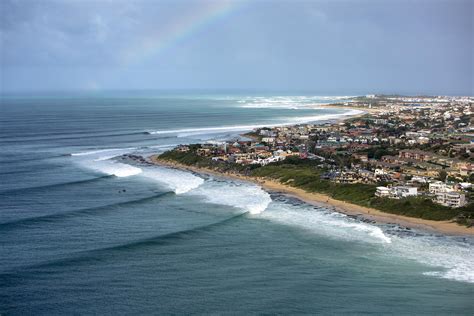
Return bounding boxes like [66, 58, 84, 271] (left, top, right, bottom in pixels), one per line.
[149, 156, 474, 236]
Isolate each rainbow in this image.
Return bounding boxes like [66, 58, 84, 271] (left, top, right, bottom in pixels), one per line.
[119, 0, 246, 66]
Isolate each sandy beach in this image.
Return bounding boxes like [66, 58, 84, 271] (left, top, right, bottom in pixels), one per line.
[149, 156, 474, 236]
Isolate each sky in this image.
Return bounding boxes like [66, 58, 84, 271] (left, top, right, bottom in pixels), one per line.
[0, 0, 472, 95]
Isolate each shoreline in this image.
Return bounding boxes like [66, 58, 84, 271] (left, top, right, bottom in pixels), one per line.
[148, 156, 474, 236]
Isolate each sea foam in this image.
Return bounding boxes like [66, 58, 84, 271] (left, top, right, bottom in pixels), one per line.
[147, 124, 268, 137]
[188, 179, 272, 214]
[235, 96, 356, 109]
[288, 109, 364, 124]
[260, 197, 474, 283]
[88, 160, 143, 177]
[70, 147, 136, 157]
[71, 147, 143, 178]
[146, 109, 363, 138]
[389, 235, 474, 283]
[259, 200, 392, 244]
[140, 167, 204, 195]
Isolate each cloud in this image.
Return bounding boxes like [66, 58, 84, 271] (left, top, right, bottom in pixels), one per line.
[0, 0, 472, 94]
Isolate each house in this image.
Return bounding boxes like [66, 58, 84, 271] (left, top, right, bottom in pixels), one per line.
[435, 192, 467, 208]
[261, 137, 275, 143]
[197, 148, 211, 156]
[398, 149, 433, 162]
[374, 168, 388, 176]
[334, 172, 359, 184]
[375, 186, 418, 199]
[417, 136, 430, 145]
[176, 145, 190, 152]
[410, 176, 428, 184]
[429, 181, 455, 194]
[251, 155, 285, 166]
[391, 186, 418, 198]
[459, 164, 473, 176]
[375, 186, 391, 197]
[352, 153, 369, 162]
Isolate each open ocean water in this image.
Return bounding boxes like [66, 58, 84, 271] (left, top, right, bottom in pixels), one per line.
[0, 92, 473, 315]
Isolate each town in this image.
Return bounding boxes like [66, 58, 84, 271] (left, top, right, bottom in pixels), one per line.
[170, 95, 473, 210]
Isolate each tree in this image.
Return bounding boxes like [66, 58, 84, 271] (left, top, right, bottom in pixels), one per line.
[414, 120, 425, 128]
[438, 170, 447, 181]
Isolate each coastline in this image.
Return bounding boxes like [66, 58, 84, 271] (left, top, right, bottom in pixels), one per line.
[149, 156, 474, 236]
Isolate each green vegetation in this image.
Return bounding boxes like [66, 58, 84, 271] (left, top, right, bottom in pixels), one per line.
[370, 197, 472, 222]
[159, 145, 210, 166]
[158, 145, 251, 173]
[360, 146, 397, 160]
[241, 131, 262, 141]
[158, 147, 474, 226]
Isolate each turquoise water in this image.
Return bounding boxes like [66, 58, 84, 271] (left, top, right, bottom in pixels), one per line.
[0, 92, 473, 315]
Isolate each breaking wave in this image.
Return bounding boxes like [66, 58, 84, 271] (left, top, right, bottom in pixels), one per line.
[70, 147, 136, 157]
[89, 160, 142, 177]
[288, 109, 363, 124]
[259, 195, 473, 283]
[235, 96, 355, 109]
[146, 109, 362, 138]
[188, 179, 272, 215]
[147, 124, 268, 137]
[140, 167, 204, 194]
[259, 198, 392, 244]
[70, 147, 142, 177]
[389, 235, 474, 284]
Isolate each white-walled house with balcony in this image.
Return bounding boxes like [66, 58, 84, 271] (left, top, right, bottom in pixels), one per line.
[435, 191, 467, 208]
[375, 186, 418, 199]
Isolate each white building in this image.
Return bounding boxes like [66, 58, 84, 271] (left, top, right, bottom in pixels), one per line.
[410, 176, 428, 184]
[374, 168, 388, 176]
[261, 137, 275, 143]
[375, 186, 391, 197]
[391, 186, 418, 198]
[375, 186, 418, 199]
[417, 136, 430, 145]
[435, 192, 467, 208]
[429, 181, 454, 194]
[251, 155, 285, 166]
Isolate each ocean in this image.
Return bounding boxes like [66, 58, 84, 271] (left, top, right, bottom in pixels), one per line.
[0, 92, 473, 315]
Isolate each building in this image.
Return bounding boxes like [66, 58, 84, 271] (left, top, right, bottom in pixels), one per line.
[429, 181, 455, 194]
[352, 153, 369, 162]
[375, 186, 391, 197]
[391, 186, 418, 199]
[334, 172, 359, 184]
[261, 137, 275, 143]
[398, 150, 433, 162]
[435, 192, 467, 208]
[374, 168, 388, 176]
[176, 145, 190, 152]
[375, 186, 418, 199]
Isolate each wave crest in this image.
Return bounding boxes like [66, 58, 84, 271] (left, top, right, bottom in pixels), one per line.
[189, 179, 272, 215]
[259, 199, 392, 244]
[140, 167, 204, 194]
